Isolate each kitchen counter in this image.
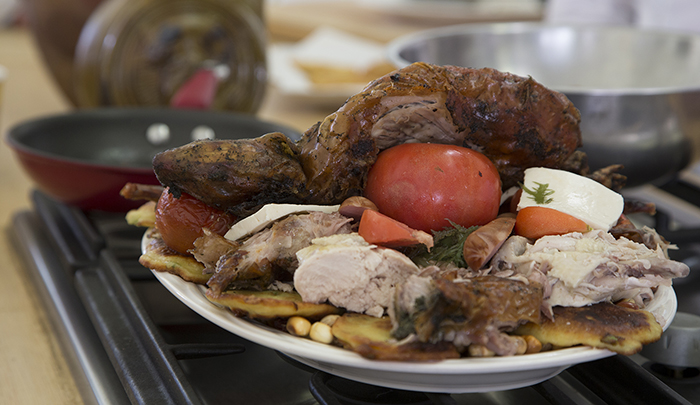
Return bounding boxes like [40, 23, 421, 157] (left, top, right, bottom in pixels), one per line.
[0, 2, 542, 403]
[0, 28, 78, 404]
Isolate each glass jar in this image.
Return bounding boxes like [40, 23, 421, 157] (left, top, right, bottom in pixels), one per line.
[73, 0, 266, 113]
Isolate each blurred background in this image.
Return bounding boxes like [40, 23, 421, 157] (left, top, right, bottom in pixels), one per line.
[0, 0, 549, 115]
[1, 0, 698, 117]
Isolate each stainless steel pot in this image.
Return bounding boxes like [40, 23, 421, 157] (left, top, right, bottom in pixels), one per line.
[387, 23, 700, 187]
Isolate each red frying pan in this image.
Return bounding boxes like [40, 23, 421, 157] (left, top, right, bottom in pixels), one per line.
[6, 107, 301, 212]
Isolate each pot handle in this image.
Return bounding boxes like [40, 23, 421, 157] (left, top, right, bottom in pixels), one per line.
[170, 65, 228, 109]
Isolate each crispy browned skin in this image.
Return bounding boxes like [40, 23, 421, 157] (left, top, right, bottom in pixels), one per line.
[516, 302, 663, 355]
[154, 63, 582, 214]
[300, 62, 582, 200]
[332, 313, 460, 361]
[423, 276, 541, 345]
[587, 164, 627, 191]
[153, 132, 308, 216]
[392, 275, 542, 356]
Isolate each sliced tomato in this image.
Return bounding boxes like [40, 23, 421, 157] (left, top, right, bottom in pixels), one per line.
[358, 209, 433, 249]
[155, 188, 236, 254]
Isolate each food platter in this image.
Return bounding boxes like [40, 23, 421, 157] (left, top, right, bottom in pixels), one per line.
[144, 232, 677, 393]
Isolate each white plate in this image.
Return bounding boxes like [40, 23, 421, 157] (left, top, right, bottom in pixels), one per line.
[144, 232, 677, 393]
[267, 44, 367, 108]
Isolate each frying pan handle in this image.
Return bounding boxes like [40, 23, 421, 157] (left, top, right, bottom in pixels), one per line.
[170, 68, 220, 109]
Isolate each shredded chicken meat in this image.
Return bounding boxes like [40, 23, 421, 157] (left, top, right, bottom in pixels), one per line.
[491, 229, 689, 312]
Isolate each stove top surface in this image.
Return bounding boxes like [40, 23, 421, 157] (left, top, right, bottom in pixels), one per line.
[10, 185, 700, 405]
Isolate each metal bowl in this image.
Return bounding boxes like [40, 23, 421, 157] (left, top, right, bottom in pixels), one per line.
[387, 23, 700, 187]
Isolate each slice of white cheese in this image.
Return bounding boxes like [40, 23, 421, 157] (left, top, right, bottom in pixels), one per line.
[224, 203, 340, 241]
[516, 167, 624, 230]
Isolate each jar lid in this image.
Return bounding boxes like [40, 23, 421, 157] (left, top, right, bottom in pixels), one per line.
[73, 0, 266, 113]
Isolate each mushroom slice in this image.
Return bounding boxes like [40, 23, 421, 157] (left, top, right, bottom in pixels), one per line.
[463, 213, 516, 270]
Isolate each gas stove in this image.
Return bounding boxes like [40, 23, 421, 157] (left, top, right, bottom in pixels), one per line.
[9, 171, 700, 404]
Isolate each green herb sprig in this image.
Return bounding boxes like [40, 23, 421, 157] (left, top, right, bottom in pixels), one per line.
[406, 220, 477, 268]
[521, 181, 554, 205]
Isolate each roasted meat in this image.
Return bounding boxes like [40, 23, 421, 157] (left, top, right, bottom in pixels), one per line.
[293, 233, 420, 317]
[301, 62, 581, 200]
[154, 132, 308, 216]
[190, 229, 239, 273]
[200, 211, 354, 294]
[120, 182, 165, 201]
[391, 274, 542, 356]
[491, 230, 689, 311]
[154, 62, 582, 216]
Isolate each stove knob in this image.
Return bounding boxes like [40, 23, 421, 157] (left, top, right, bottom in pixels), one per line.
[640, 312, 700, 368]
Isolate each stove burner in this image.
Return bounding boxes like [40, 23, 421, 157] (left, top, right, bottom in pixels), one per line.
[276, 353, 451, 405]
[649, 364, 700, 380]
[310, 372, 435, 405]
[641, 312, 700, 369]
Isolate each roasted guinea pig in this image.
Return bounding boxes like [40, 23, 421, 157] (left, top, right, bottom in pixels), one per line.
[153, 62, 582, 217]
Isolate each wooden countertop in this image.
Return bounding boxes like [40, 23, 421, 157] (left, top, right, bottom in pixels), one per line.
[0, 2, 541, 403]
[0, 28, 77, 404]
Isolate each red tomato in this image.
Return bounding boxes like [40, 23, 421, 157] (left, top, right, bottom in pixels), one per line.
[155, 188, 236, 255]
[363, 143, 501, 233]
